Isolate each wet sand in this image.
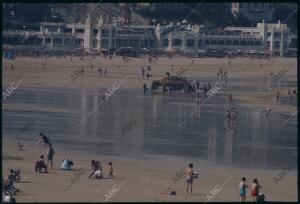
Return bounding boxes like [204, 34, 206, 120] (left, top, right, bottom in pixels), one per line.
[2, 56, 297, 201]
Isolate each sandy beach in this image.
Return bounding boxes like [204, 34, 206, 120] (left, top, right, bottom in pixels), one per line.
[2, 55, 297, 202]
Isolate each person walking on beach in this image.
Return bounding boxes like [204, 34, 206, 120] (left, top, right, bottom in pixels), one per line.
[104, 68, 107, 78]
[46, 143, 55, 170]
[251, 178, 261, 201]
[108, 162, 114, 179]
[186, 163, 194, 194]
[239, 177, 248, 202]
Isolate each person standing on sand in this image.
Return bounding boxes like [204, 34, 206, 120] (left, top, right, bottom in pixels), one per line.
[104, 68, 107, 78]
[186, 163, 194, 194]
[251, 178, 261, 201]
[276, 91, 280, 102]
[239, 177, 248, 202]
[108, 162, 114, 179]
[228, 93, 233, 103]
[46, 143, 55, 170]
[98, 67, 102, 77]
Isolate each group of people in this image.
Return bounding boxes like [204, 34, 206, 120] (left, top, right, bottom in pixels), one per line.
[97, 67, 107, 78]
[2, 169, 21, 202]
[225, 106, 238, 129]
[217, 67, 228, 81]
[140, 66, 152, 80]
[239, 177, 264, 202]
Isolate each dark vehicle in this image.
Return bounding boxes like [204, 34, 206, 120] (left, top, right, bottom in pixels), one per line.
[207, 49, 225, 58]
[151, 75, 193, 93]
[115, 47, 137, 57]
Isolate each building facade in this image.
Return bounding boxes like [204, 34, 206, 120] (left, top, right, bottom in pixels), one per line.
[3, 16, 292, 56]
[231, 2, 274, 22]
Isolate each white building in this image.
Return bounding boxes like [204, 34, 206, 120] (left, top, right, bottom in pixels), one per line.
[3, 16, 292, 56]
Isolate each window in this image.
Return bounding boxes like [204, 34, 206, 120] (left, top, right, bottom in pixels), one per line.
[248, 41, 254, 46]
[268, 3, 272, 9]
[93, 39, 98, 48]
[129, 39, 134, 46]
[134, 39, 139, 47]
[45, 38, 51, 44]
[239, 3, 243, 8]
[149, 40, 154, 48]
[267, 41, 270, 48]
[101, 29, 109, 37]
[205, 40, 210, 45]
[254, 41, 261, 46]
[53, 38, 63, 44]
[75, 29, 85, 33]
[63, 28, 72, 33]
[218, 40, 224, 45]
[64, 38, 70, 45]
[225, 40, 232, 45]
[198, 39, 203, 47]
[172, 39, 182, 46]
[274, 41, 280, 49]
[233, 40, 239, 45]
[101, 39, 109, 48]
[164, 39, 169, 47]
[48, 27, 58, 32]
[240, 40, 246, 45]
[274, 32, 281, 38]
[267, 32, 271, 37]
[186, 39, 195, 47]
[93, 29, 98, 34]
[211, 40, 217, 45]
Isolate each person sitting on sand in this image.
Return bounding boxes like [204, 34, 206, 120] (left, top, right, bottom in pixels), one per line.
[37, 133, 50, 145]
[186, 163, 194, 194]
[108, 162, 114, 179]
[35, 155, 48, 173]
[88, 160, 103, 179]
[239, 177, 248, 202]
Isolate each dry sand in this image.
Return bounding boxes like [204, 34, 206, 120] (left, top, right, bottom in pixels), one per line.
[2, 56, 297, 202]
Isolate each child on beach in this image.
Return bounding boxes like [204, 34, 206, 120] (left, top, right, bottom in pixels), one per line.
[108, 162, 114, 179]
[251, 178, 261, 201]
[239, 177, 248, 202]
[186, 163, 194, 194]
